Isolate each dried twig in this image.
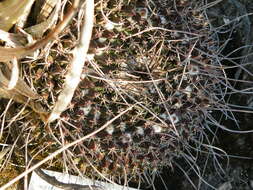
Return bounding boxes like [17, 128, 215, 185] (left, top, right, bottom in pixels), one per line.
[48, 0, 95, 122]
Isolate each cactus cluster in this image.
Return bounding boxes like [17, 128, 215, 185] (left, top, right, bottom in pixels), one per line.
[24, 0, 228, 184]
[1, 0, 248, 188]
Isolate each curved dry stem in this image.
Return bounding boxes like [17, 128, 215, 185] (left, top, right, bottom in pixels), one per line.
[48, 0, 94, 122]
[0, 0, 80, 62]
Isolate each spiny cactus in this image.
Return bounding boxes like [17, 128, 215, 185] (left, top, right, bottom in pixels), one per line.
[1, 0, 253, 189]
[23, 0, 232, 185]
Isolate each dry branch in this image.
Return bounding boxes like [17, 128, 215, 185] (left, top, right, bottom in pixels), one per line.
[48, 0, 95, 122]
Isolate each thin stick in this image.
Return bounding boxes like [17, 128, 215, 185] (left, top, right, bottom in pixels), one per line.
[123, 27, 201, 40]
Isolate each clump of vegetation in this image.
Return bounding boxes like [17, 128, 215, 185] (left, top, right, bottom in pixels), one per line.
[1, 0, 253, 189]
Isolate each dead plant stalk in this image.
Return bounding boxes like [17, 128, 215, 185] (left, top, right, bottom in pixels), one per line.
[47, 0, 94, 122]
